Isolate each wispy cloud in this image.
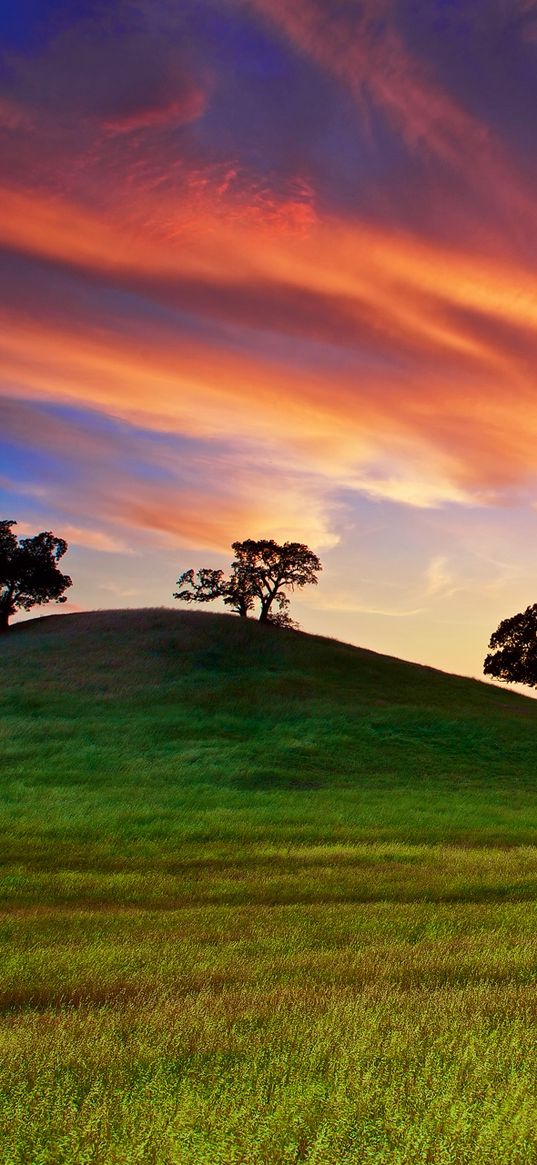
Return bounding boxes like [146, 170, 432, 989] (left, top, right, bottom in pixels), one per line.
[15, 520, 131, 554]
[3, 193, 537, 519]
[424, 556, 458, 600]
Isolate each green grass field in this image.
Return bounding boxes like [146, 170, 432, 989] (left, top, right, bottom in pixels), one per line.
[3, 608, 537, 1163]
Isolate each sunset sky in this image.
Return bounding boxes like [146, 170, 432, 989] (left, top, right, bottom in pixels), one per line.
[2, 0, 537, 680]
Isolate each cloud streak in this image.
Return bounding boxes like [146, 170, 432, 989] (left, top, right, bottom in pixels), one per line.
[3, 183, 537, 515]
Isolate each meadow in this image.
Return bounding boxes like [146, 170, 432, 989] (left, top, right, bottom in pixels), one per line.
[2, 608, 537, 1163]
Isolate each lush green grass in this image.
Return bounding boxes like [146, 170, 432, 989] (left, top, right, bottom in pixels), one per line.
[2, 608, 537, 1163]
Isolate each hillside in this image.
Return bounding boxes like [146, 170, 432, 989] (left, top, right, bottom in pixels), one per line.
[2, 607, 537, 863]
[4, 609, 537, 1163]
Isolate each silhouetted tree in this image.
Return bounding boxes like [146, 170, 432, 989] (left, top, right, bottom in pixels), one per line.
[174, 538, 322, 627]
[0, 520, 72, 631]
[173, 566, 256, 618]
[484, 605, 537, 687]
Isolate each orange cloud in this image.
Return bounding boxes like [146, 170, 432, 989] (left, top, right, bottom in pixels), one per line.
[15, 520, 129, 554]
[1, 393, 339, 554]
[114, 481, 336, 553]
[3, 140, 537, 545]
[3, 180, 537, 346]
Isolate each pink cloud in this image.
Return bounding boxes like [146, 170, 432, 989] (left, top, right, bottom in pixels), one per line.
[247, 0, 480, 162]
[102, 89, 207, 134]
[15, 519, 129, 554]
[246, 0, 537, 244]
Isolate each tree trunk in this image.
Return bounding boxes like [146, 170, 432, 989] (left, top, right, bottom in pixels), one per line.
[259, 582, 280, 622]
[0, 607, 10, 632]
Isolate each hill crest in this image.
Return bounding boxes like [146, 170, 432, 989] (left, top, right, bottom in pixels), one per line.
[6, 606, 533, 713]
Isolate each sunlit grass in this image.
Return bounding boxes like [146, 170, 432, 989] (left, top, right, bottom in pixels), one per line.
[2, 609, 537, 1162]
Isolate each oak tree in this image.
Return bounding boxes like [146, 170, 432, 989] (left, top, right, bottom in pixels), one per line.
[483, 604, 537, 687]
[0, 520, 72, 631]
[174, 538, 322, 627]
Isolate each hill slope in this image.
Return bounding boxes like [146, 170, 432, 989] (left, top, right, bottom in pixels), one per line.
[2, 607, 537, 862]
[4, 611, 537, 1163]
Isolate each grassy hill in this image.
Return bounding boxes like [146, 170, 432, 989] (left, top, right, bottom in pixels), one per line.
[3, 609, 537, 1163]
[2, 607, 537, 861]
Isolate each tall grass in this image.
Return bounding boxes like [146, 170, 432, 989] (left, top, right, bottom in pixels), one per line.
[2, 609, 537, 1162]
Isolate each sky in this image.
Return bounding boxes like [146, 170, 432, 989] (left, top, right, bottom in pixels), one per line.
[2, 0, 537, 681]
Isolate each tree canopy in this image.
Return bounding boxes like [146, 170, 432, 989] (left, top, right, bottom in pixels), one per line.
[174, 538, 322, 627]
[483, 605, 537, 687]
[0, 520, 72, 631]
